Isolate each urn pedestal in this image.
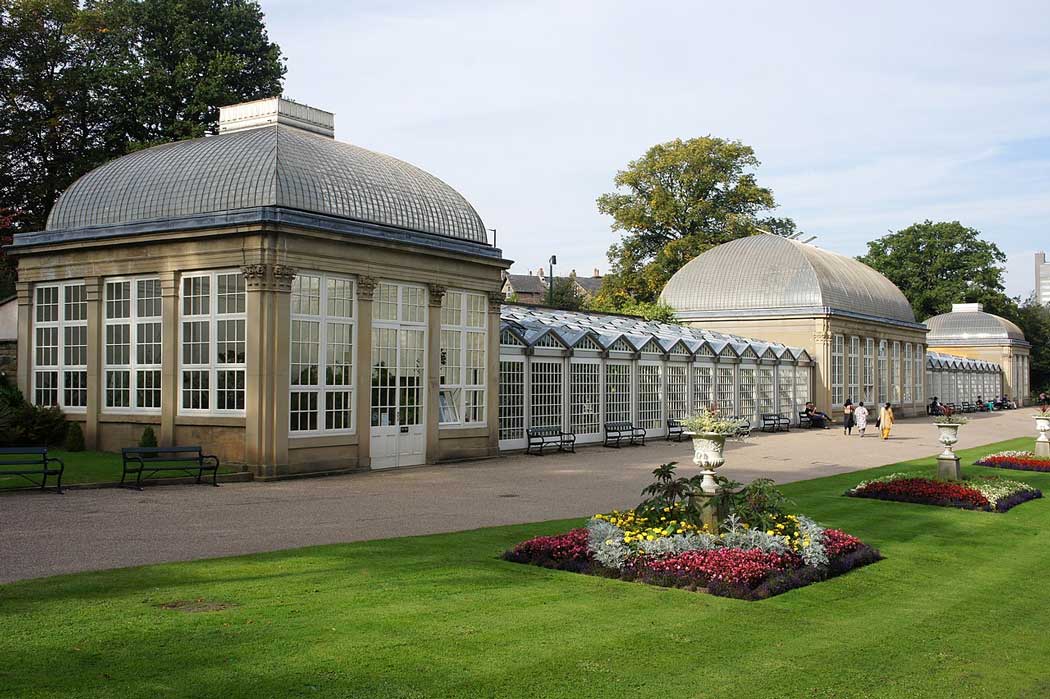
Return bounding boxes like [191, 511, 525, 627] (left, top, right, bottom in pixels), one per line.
[1035, 416, 1050, 458]
[935, 423, 962, 480]
[689, 492, 729, 532]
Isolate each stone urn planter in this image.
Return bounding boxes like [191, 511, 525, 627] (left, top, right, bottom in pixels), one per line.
[1035, 415, 1050, 457]
[935, 423, 961, 459]
[685, 431, 728, 494]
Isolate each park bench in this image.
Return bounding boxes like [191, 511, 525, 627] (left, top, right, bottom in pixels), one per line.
[121, 446, 220, 490]
[525, 426, 576, 455]
[666, 418, 685, 442]
[0, 447, 64, 493]
[798, 411, 813, 428]
[604, 421, 646, 448]
[760, 413, 791, 433]
[729, 416, 752, 439]
[961, 401, 976, 413]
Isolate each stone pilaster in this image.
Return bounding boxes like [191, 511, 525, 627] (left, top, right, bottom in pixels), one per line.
[243, 263, 296, 476]
[83, 277, 103, 450]
[486, 291, 503, 454]
[159, 271, 179, 447]
[812, 321, 833, 414]
[15, 281, 31, 398]
[355, 275, 377, 469]
[425, 283, 446, 463]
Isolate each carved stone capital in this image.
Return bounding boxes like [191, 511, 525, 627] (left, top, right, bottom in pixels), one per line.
[427, 283, 447, 307]
[487, 290, 505, 311]
[241, 263, 298, 293]
[357, 275, 378, 302]
[273, 265, 297, 292]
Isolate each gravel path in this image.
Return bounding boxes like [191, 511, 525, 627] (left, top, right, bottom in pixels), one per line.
[0, 409, 1033, 583]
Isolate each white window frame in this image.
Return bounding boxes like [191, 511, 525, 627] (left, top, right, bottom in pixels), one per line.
[637, 361, 664, 432]
[848, 336, 860, 404]
[569, 358, 602, 438]
[439, 290, 488, 427]
[863, 338, 875, 404]
[289, 272, 357, 436]
[892, 341, 902, 403]
[878, 340, 888, 404]
[831, 334, 845, 407]
[178, 270, 247, 416]
[103, 276, 163, 414]
[32, 281, 87, 411]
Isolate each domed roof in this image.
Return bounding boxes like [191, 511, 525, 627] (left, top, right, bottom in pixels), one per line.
[659, 235, 917, 324]
[924, 304, 1027, 346]
[45, 124, 488, 244]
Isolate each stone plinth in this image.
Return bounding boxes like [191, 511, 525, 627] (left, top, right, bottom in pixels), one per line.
[937, 454, 962, 481]
[690, 492, 729, 532]
[1036, 441, 1050, 458]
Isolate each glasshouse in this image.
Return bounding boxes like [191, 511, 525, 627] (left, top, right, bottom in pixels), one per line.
[496, 306, 1005, 450]
[926, 352, 1003, 406]
[7, 97, 1027, 475]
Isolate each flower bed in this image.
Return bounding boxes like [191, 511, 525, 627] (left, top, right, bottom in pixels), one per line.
[845, 472, 1042, 512]
[503, 511, 880, 601]
[976, 450, 1050, 473]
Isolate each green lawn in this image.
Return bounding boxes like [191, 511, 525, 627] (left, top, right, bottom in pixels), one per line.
[2, 438, 1049, 698]
[0, 450, 238, 490]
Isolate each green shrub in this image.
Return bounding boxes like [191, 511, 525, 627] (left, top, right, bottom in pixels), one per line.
[64, 421, 85, 452]
[139, 426, 158, 448]
[0, 399, 68, 448]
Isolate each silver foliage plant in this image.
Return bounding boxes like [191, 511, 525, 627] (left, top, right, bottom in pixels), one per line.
[637, 532, 719, 557]
[586, 513, 831, 570]
[796, 515, 829, 567]
[586, 518, 631, 569]
[719, 514, 791, 555]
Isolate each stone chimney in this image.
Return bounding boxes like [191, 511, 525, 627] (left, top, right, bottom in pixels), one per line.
[218, 96, 335, 138]
[536, 267, 546, 280]
[592, 268, 601, 278]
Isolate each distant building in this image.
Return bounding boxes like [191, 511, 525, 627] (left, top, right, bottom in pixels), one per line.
[1036, 252, 1050, 305]
[501, 267, 602, 304]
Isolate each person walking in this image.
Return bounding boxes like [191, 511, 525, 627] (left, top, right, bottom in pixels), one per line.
[843, 398, 855, 435]
[854, 401, 869, 437]
[879, 402, 895, 440]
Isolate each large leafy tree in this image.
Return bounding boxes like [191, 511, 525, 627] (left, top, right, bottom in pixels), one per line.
[1015, 296, 1050, 393]
[0, 0, 284, 234]
[858, 220, 1013, 321]
[595, 136, 795, 305]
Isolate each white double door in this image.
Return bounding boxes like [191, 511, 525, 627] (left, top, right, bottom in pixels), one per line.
[370, 284, 427, 469]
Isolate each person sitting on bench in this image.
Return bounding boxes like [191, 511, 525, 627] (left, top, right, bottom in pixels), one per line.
[803, 402, 832, 430]
[928, 396, 943, 416]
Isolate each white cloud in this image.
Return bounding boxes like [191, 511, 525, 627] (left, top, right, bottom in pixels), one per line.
[260, 0, 1050, 293]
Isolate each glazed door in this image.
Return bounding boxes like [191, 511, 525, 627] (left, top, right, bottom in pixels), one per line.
[370, 283, 427, 469]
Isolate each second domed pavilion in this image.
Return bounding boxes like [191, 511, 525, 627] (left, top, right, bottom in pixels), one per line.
[661, 234, 928, 417]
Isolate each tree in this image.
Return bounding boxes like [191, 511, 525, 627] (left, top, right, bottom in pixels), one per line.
[858, 220, 1013, 321]
[547, 277, 584, 311]
[0, 0, 115, 232]
[596, 136, 795, 304]
[586, 294, 678, 324]
[0, 0, 285, 232]
[1015, 296, 1050, 393]
[100, 0, 286, 145]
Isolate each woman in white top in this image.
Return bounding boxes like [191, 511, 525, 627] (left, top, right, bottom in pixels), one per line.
[853, 401, 869, 437]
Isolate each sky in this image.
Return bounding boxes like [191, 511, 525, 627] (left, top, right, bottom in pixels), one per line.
[259, 0, 1050, 298]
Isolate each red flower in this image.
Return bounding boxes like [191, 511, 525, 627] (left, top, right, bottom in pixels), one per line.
[640, 548, 801, 587]
[510, 528, 590, 562]
[852, 478, 990, 508]
[823, 529, 864, 558]
[977, 455, 1050, 471]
